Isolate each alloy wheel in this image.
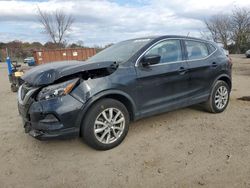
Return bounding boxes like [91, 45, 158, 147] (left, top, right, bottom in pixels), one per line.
[94, 108, 125, 144]
[214, 86, 228, 110]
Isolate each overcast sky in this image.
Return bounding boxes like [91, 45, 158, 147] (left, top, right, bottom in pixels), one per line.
[0, 0, 249, 46]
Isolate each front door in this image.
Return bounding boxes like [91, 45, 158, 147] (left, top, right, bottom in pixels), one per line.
[135, 39, 190, 117]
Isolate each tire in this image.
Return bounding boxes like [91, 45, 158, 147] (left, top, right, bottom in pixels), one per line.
[204, 80, 230, 113]
[81, 98, 130, 150]
[11, 84, 18, 92]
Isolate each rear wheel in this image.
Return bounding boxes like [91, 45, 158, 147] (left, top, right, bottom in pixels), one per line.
[204, 80, 230, 113]
[82, 98, 129, 150]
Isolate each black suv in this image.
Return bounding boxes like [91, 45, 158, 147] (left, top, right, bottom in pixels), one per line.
[18, 36, 232, 150]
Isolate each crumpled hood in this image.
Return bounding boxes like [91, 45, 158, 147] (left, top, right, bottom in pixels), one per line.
[22, 60, 116, 86]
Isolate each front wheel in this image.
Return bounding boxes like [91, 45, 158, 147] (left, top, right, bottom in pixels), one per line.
[81, 98, 130, 150]
[204, 80, 230, 113]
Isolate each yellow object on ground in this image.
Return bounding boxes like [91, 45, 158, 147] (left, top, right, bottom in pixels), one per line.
[14, 71, 24, 77]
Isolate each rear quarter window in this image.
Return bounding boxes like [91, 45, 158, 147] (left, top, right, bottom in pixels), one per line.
[185, 40, 209, 60]
[207, 43, 217, 54]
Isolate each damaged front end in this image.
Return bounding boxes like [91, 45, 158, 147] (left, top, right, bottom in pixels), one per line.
[17, 78, 84, 140]
[21, 60, 118, 86]
[18, 60, 118, 140]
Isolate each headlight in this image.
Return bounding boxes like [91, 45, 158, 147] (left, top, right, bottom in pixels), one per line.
[37, 78, 79, 101]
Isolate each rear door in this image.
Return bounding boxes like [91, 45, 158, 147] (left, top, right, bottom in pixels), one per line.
[184, 40, 216, 98]
[135, 39, 190, 117]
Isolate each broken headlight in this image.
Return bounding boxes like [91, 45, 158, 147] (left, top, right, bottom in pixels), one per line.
[37, 78, 79, 101]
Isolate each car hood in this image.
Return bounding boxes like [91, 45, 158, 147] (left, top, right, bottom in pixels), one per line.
[22, 60, 117, 86]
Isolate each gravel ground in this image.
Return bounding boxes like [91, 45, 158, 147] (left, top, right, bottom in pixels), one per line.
[0, 55, 250, 188]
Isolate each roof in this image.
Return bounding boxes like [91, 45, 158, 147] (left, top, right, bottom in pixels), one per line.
[126, 35, 211, 43]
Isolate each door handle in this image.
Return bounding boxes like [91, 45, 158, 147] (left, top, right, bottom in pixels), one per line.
[211, 62, 218, 68]
[178, 67, 187, 75]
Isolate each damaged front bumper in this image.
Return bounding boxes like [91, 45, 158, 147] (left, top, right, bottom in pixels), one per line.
[18, 85, 84, 140]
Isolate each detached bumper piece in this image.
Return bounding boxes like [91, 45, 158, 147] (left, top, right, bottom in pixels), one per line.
[28, 127, 79, 140]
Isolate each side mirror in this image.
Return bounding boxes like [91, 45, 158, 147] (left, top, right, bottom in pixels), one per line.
[141, 55, 161, 66]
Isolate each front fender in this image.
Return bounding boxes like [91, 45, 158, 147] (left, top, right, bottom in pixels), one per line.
[74, 89, 137, 130]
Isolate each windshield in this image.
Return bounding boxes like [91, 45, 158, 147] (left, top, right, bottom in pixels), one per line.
[86, 38, 152, 63]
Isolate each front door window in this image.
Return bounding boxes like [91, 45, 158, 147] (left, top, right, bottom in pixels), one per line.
[145, 40, 182, 64]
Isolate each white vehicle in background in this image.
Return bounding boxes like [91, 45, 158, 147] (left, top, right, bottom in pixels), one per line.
[24, 57, 34, 64]
[246, 50, 250, 58]
[23, 57, 35, 66]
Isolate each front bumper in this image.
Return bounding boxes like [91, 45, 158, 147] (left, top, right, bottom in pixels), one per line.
[26, 127, 80, 140]
[18, 90, 84, 140]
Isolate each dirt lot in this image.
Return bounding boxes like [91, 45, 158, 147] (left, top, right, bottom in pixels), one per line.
[0, 55, 250, 188]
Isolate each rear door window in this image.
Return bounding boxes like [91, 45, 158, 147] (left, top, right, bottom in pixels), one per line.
[185, 40, 209, 60]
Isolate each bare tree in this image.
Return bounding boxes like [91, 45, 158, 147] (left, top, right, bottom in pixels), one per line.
[204, 15, 232, 49]
[231, 7, 250, 53]
[37, 7, 74, 47]
[203, 7, 250, 53]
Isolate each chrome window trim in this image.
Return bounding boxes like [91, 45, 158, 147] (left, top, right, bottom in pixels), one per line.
[135, 38, 218, 67]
